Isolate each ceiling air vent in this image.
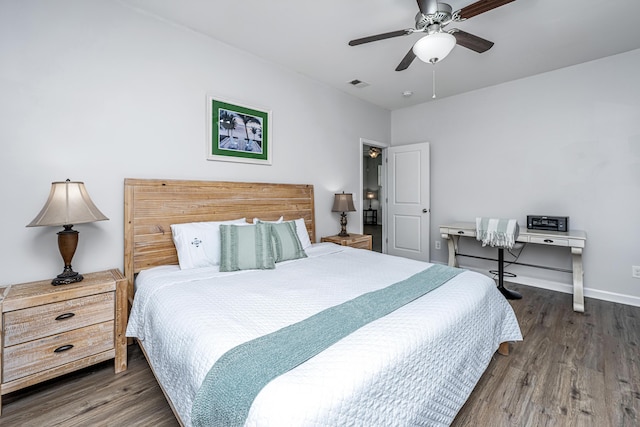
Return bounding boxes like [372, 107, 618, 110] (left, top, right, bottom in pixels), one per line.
[348, 79, 370, 88]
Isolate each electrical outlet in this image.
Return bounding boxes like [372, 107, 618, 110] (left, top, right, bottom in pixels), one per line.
[633, 265, 640, 279]
[435, 240, 441, 250]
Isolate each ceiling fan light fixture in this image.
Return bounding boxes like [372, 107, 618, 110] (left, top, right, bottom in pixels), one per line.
[413, 32, 456, 64]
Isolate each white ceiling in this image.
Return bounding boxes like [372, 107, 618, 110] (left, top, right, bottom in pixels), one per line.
[120, 0, 640, 110]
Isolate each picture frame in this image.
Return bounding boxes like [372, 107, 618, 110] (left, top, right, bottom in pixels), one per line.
[206, 95, 272, 165]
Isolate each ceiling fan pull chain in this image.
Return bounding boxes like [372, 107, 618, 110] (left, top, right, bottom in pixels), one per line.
[432, 67, 437, 99]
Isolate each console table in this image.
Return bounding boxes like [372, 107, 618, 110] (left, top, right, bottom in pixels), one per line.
[439, 222, 587, 312]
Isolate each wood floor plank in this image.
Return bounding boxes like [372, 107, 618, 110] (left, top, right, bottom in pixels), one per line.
[601, 302, 640, 426]
[1, 283, 638, 426]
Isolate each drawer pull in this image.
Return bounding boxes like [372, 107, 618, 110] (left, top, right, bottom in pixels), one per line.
[54, 344, 74, 353]
[55, 312, 75, 321]
[543, 239, 554, 243]
[457, 231, 465, 234]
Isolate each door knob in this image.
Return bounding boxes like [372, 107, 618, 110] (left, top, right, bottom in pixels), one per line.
[422, 209, 428, 213]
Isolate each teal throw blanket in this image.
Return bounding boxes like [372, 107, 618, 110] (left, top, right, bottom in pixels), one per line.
[191, 264, 463, 427]
[475, 217, 519, 250]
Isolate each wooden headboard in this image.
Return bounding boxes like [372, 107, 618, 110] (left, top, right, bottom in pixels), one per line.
[123, 178, 315, 302]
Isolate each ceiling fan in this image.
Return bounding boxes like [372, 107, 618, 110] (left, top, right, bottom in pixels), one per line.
[348, 0, 516, 71]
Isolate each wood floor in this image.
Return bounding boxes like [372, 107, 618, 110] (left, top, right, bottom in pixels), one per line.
[452, 283, 640, 427]
[1, 283, 638, 426]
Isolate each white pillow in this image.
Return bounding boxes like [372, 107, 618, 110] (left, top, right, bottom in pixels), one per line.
[170, 218, 247, 269]
[293, 218, 313, 249]
[253, 216, 283, 224]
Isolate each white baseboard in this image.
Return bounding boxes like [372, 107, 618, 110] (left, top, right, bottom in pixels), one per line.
[583, 287, 640, 308]
[442, 263, 640, 308]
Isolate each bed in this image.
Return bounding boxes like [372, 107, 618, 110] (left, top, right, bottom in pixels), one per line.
[124, 178, 522, 427]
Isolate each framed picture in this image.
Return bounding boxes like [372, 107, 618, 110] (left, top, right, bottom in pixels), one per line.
[206, 95, 272, 165]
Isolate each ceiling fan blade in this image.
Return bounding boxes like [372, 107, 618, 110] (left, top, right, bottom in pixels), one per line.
[452, 29, 494, 53]
[395, 48, 417, 71]
[458, 0, 515, 20]
[416, 0, 439, 15]
[349, 29, 412, 46]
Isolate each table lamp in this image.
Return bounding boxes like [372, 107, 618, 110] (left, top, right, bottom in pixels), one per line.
[331, 192, 356, 237]
[366, 191, 376, 209]
[27, 179, 109, 285]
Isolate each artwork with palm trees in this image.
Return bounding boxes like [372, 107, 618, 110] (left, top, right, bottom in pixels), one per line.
[207, 97, 271, 164]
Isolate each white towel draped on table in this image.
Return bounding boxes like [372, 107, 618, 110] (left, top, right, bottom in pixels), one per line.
[476, 217, 519, 250]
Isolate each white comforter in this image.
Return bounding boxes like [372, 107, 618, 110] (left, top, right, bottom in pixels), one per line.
[126, 243, 522, 426]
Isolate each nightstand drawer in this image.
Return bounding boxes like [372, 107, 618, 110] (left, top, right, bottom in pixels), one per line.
[2, 321, 114, 383]
[3, 293, 114, 347]
[350, 240, 373, 250]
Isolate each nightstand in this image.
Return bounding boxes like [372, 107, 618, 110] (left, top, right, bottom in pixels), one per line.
[0, 269, 127, 414]
[321, 233, 373, 250]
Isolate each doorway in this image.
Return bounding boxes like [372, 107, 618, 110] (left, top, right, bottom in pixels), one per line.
[361, 140, 386, 253]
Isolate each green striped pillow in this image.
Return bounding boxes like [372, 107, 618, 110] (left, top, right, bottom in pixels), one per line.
[219, 223, 275, 272]
[270, 221, 308, 263]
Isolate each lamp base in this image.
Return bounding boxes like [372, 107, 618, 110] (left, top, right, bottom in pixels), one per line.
[52, 225, 83, 286]
[52, 269, 84, 286]
[338, 212, 349, 237]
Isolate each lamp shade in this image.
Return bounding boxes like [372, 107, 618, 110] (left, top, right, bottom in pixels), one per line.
[413, 32, 456, 64]
[27, 180, 108, 227]
[366, 191, 376, 200]
[331, 192, 356, 213]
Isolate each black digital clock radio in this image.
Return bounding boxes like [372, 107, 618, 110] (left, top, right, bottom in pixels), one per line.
[527, 215, 569, 232]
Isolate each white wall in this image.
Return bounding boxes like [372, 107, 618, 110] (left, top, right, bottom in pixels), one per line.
[392, 49, 640, 305]
[4, 1, 637, 307]
[0, 0, 390, 285]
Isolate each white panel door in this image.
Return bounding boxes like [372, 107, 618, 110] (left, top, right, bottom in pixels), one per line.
[386, 143, 430, 261]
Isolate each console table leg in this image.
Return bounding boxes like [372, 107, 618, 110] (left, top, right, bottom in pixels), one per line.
[572, 247, 585, 312]
[443, 235, 458, 267]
